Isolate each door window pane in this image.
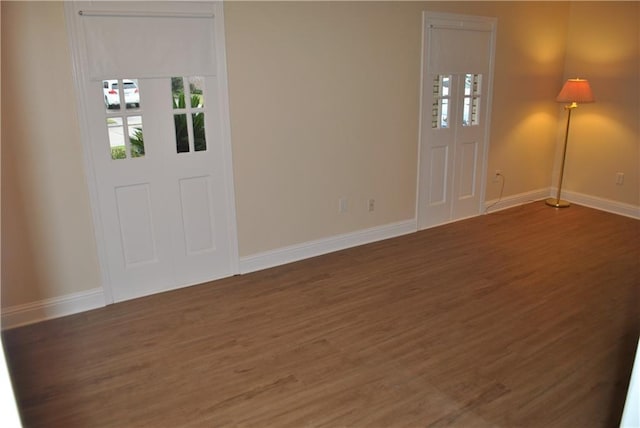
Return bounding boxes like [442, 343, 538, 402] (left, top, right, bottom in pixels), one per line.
[108, 117, 126, 159]
[171, 77, 184, 109]
[124, 79, 140, 110]
[103, 78, 140, 111]
[193, 113, 206, 151]
[463, 74, 481, 126]
[104, 80, 120, 111]
[128, 116, 145, 158]
[432, 75, 450, 129]
[174, 114, 190, 153]
[171, 76, 207, 153]
[187, 76, 205, 108]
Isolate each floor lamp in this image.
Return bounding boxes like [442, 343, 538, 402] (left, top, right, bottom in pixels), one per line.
[546, 78, 595, 208]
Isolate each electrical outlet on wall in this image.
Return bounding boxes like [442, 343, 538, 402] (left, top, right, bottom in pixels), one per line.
[339, 197, 348, 213]
[492, 170, 502, 183]
[368, 198, 375, 212]
[616, 172, 624, 185]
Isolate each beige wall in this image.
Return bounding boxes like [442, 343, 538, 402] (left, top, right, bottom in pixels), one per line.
[1, 1, 637, 309]
[225, 1, 571, 255]
[225, 2, 423, 255]
[560, 1, 639, 206]
[1, 2, 101, 307]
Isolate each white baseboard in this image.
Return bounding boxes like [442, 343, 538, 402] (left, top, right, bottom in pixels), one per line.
[484, 188, 549, 213]
[557, 189, 640, 219]
[239, 219, 417, 274]
[1, 288, 105, 330]
[484, 187, 640, 219]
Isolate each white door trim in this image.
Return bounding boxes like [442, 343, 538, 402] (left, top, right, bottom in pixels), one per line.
[64, 2, 239, 304]
[416, 11, 497, 230]
[65, 3, 113, 303]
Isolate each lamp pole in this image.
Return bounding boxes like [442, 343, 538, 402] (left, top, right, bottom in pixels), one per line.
[546, 102, 576, 208]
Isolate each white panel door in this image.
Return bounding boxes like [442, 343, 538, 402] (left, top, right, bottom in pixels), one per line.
[417, 13, 496, 229]
[66, 2, 238, 302]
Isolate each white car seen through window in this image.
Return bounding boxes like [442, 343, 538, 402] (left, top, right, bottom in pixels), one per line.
[103, 79, 140, 109]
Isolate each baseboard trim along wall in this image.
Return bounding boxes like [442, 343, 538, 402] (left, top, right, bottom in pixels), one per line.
[484, 188, 640, 220]
[483, 188, 549, 213]
[555, 189, 640, 219]
[1, 288, 105, 330]
[239, 219, 418, 274]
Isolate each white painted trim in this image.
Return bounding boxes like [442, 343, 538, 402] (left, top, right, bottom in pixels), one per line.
[484, 188, 548, 214]
[64, 2, 114, 304]
[551, 189, 640, 219]
[77, 10, 215, 19]
[414, 13, 426, 225]
[426, 11, 499, 30]
[213, 2, 241, 275]
[1, 288, 105, 330]
[239, 220, 417, 274]
[484, 187, 640, 219]
[416, 11, 435, 230]
[477, 15, 497, 217]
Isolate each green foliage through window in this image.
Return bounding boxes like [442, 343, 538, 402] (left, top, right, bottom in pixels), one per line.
[110, 127, 144, 160]
[129, 127, 145, 157]
[111, 146, 126, 160]
[173, 91, 206, 153]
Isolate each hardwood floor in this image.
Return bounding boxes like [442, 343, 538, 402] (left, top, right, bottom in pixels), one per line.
[3, 202, 639, 427]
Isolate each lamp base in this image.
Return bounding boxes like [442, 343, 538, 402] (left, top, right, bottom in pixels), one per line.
[545, 198, 571, 208]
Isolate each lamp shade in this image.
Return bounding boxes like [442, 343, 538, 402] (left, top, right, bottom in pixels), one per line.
[556, 78, 595, 103]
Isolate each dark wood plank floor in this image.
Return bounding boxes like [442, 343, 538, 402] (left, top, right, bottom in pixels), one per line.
[3, 203, 639, 427]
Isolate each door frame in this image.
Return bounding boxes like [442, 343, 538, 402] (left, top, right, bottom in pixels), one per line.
[416, 11, 497, 229]
[64, 2, 239, 304]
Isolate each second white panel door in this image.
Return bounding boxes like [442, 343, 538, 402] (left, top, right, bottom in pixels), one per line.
[418, 13, 496, 229]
